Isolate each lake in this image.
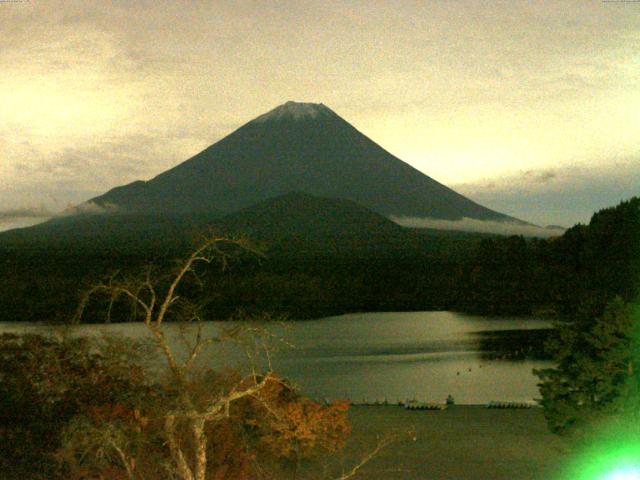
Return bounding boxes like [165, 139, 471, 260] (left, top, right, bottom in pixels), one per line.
[0, 311, 553, 405]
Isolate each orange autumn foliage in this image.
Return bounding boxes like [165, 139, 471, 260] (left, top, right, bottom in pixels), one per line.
[191, 373, 352, 478]
[244, 377, 352, 461]
[57, 372, 352, 480]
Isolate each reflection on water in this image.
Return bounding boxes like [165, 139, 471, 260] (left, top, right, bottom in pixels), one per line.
[0, 311, 553, 404]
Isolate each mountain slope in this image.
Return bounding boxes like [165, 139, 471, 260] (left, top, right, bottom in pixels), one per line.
[0, 192, 409, 251]
[89, 101, 518, 222]
[0, 192, 491, 262]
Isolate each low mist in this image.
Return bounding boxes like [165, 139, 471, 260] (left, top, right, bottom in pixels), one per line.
[389, 215, 566, 238]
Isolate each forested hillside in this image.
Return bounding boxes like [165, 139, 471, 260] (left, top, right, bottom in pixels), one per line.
[0, 197, 637, 323]
[457, 197, 640, 318]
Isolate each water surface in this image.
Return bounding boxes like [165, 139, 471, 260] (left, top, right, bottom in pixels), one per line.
[0, 311, 553, 404]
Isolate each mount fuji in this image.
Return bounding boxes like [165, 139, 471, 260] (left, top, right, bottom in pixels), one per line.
[84, 101, 520, 224]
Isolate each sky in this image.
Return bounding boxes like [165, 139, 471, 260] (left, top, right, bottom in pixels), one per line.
[1, 0, 639, 232]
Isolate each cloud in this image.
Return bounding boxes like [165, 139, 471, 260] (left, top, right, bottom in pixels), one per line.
[522, 170, 557, 184]
[61, 200, 119, 216]
[389, 216, 565, 238]
[3, 132, 210, 199]
[0, 206, 53, 220]
[453, 160, 640, 227]
[1, 0, 638, 230]
[0, 206, 53, 233]
[0, 200, 118, 233]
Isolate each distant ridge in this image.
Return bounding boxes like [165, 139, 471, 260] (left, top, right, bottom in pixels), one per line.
[0, 192, 410, 250]
[216, 191, 405, 240]
[84, 101, 521, 223]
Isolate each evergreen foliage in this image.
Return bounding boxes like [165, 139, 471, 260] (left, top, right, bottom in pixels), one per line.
[0, 197, 637, 322]
[535, 298, 638, 434]
[534, 198, 640, 435]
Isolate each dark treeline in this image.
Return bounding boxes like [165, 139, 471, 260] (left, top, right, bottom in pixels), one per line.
[205, 195, 639, 321]
[0, 230, 466, 322]
[0, 197, 638, 323]
[457, 197, 640, 319]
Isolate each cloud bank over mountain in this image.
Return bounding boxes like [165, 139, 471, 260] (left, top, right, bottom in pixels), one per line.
[0, 207, 53, 232]
[0, 207, 52, 220]
[454, 160, 640, 227]
[390, 216, 565, 238]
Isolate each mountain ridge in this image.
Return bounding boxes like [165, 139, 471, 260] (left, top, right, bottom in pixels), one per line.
[87, 101, 523, 224]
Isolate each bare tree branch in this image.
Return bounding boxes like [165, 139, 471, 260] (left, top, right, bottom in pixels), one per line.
[332, 432, 403, 480]
[165, 414, 194, 480]
[71, 235, 336, 480]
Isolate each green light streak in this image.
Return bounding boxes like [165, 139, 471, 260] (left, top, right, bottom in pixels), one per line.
[557, 302, 640, 480]
[603, 467, 640, 480]
[558, 431, 640, 480]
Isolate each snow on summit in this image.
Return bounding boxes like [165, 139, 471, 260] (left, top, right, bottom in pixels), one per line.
[254, 101, 331, 122]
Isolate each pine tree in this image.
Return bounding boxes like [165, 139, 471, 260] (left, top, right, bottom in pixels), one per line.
[535, 298, 638, 434]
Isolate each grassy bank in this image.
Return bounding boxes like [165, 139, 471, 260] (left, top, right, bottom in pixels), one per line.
[331, 405, 570, 480]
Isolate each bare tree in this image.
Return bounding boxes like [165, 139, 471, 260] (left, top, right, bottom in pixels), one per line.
[72, 235, 401, 480]
[74, 236, 288, 480]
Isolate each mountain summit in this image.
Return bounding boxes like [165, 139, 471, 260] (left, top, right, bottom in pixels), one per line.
[253, 101, 332, 122]
[87, 101, 517, 223]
